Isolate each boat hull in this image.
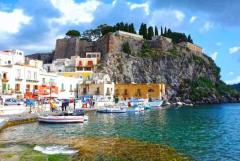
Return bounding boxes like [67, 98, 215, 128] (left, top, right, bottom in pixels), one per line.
[38, 116, 88, 123]
[97, 108, 126, 113]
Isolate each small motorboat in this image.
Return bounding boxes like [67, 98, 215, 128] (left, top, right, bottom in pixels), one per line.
[97, 107, 126, 113]
[38, 109, 88, 123]
[127, 106, 144, 112]
[145, 100, 163, 109]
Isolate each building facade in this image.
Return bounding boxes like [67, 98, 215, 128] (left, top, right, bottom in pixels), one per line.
[115, 83, 165, 100]
[79, 73, 115, 99]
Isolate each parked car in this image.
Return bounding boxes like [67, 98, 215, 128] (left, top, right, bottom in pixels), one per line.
[4, 98, 22, 106]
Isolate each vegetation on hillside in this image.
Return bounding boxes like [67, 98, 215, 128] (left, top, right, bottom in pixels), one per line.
[179, 77, 239, 102]
[230, 83, 240, 91]
[65, 30, 80, 37]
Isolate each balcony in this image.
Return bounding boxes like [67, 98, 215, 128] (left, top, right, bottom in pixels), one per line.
[15, 91, 22, 94]
[95, 91, 100, 95]
[15, 78, 23, 81]
[26, 79, 39, 83]
[2, 78, 9, 82]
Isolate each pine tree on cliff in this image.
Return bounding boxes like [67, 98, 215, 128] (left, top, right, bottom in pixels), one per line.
[187, 35, 193, 43]
[161, 26, 163, 35]
[167, 28, 172, 33]
[124, 23, 129, 32]
[155, 26, 159, 36]
[129, 23, 136, 34]
[139, 23, 148, 39]
[164, 27, 167, 34]
[119, 22, 125, 31]
[148, 26, 154, 40]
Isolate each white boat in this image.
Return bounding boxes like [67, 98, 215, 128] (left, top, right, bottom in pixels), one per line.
[38, 115, 88, 123]
[146, 100, 163, 108]
[127, 106, 144, 112]
[97, 107, 126, 113]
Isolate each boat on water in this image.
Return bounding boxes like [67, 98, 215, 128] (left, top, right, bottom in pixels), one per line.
[38, 109, 88, 123]
[145, 100, 163, 109]
[97, 107, 127, 113]
[127, 106, 145, 112]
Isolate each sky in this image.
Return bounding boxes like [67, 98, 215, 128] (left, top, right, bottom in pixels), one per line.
[0, 0, 240, 84]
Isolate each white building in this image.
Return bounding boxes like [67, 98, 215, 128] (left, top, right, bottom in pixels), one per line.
[0, 50, 24, 65]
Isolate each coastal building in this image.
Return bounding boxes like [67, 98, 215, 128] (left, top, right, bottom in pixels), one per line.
[39, 72, 82, 99]
[115, 83, 165, 100]
[0, 64, 41, 98]
[0, 50, 24, 65]
[178, 42, 203, 54]
[43, 53, 101, 81]
[79, 73, 115, 99]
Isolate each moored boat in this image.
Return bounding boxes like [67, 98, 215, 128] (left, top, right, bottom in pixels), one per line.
[38, 109, 88, 123]
[145, 100, 163, 109]
[97, 107, 126, 113]
[38, 115, 88, 123]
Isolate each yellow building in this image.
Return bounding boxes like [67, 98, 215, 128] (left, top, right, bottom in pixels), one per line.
[58, 71, 93, 81]
[115, 83, 165, 100]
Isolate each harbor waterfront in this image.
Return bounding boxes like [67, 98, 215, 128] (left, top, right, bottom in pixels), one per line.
[0, 104, 240, 160]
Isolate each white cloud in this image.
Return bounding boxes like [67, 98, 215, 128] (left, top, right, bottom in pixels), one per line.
[50, 0, 101, 25]
[229, 46, 240, 54]
[189, 16, 197, 23]
[150, 9, 185, 27]
[225, 76, 240, 85]
[200, 21, 214, 32]
[210, 52, 218, 61]
[129, 2, 150, 15]
[0, 9, 31, 34]
[229, 72, 234, 76]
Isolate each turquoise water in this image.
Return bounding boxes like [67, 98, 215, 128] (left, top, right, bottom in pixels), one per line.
[1, 104, 240, 160]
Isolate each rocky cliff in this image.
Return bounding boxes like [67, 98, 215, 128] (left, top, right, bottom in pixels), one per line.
[95, 37, 239, 104]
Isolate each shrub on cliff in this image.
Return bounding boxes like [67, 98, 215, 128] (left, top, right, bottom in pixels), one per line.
[66, 30, 80, 37]
[122, 42, 131, 56]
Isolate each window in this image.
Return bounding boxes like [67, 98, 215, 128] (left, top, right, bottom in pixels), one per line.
[96, 87, 100, 95]
[27, 71, 31, 80]
[47, 66, 50, 72]
[15, 84, 20, 92]
[136, 89, 141, 96]
[16, 69, 21, 79]
[70, 84, 73, 91]
[124, 89, 128, 95]
[61, 83, 64, 91]
[148, 89, 154, 92]
[34, 72, 37, 80]
[26, 84, 30, 92]
[42, 78, 46, 84]
[8, 60, 11, 64]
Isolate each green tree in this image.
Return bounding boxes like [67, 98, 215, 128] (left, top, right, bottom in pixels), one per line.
[148, 26, 154, 40]
[122, 42, 131, 56]
[161, 26, 163, 35]
[124, 23, 129, 32]
[187, 34, 193, 43]
[167, 28, 172, 33]
[139, 23, 148, 39]
[129, 23, 136, 34]
[155, 26, 159, 36]
[66, 30, 80, 37]
[164, 27, 167, 34]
